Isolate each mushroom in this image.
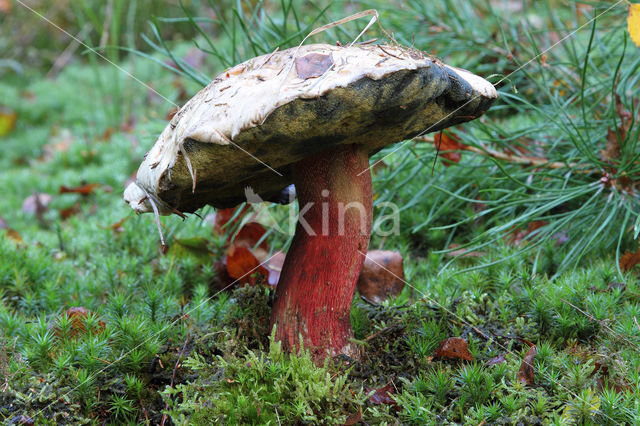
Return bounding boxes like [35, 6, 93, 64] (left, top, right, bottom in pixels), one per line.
[124, 43, 497, 360]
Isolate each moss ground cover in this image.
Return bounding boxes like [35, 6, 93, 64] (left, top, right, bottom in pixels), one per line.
[1, 0, 640, 423]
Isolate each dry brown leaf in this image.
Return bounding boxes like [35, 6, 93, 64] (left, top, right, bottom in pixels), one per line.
[213, 206, 251, 234]
[357, 250, 405, 304]
[517, 345, 537, 385]
[109, 217, 128, 233]
[434, 337, 474, 361]
[508, 221, 547, 246]
[59, 183, 100, 196]
[601, 94, 632, 163]
[486, 354, 507, 366]
[344, 409, 363, 426]
[295, 53, 334, 79]
[601, 129, 622, 161]
[367, 384, 397, 407]
[53, 307, 106, 339]
[60, 204, 81, 220]
[620, 247, 640, 271]
[4, 228, 25, 246]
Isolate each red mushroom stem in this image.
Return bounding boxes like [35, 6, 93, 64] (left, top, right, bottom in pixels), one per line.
[270, 143, 372, 360]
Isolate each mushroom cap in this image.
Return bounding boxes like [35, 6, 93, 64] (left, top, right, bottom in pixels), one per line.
[124, 43, 497, 214]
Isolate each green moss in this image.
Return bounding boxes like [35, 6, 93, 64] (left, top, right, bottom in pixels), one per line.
[163, 334, 365, 425]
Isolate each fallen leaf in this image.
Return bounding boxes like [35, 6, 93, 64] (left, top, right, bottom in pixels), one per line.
[601, 129, 622, 162]
[3, 228, 25, 246]
[213, 205, 251, 234]
[100, 127, 115, 141]
[367, 384, 397, 407]
[0, 108, 17, 136]
[53, 307, 106, 339]
[517, 345, 537, 385]
[109, 217, 128, 233]
[508, 221, 547, 246]
[629, 3, 640, 48]
[60, 203, 81, 220]
[600, 94, 632, 163]
[232, 222, 268, 250]
[0, 0, 12, 13]
[432, 130, 467, 166]
[606, 281, 626, 292]
[59, 183, 100, 196]
[434, 337, 473, 361]
[592, 361, 633, 394]
[357, 250, 405, 304]
[447, 243, 485, 258]
[486, 354, 507, 366]
[344, 409, 363, 425]
[295, 53, 334, 79]
[22, 193, 52, 222]
[225, 244, 269, 285]
[620, 247, 640, 271]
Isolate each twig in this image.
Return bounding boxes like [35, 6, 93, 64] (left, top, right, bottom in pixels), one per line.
[99, 0, 113, 49]
[364, 323, 405, 341]
[414, 135, 579, 169]
[46, 23, 92, 78]
[160, 334, 190, 426]
[275, 406, 281, 426]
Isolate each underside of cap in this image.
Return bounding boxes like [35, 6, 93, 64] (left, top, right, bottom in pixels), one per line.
[125, 43, 497, 214]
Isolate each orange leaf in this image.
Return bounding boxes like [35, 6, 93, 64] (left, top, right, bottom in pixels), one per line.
[517, 345, 537, 385]
[620, 247, 640, 271]
[434, 337, 473, 361]
[109, 217, 128, 233]
[60, 204, 81, 220]
[59, 183, 100, 196]
[433, 131, 467, 166]
[213, 205, 251, 234]
[225, 244, 269, 285]
[232, 222, 268, 250]
[4, 228, 25, 246]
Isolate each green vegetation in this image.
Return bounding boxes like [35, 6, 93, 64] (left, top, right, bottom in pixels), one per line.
[1, 0, 640, 423]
